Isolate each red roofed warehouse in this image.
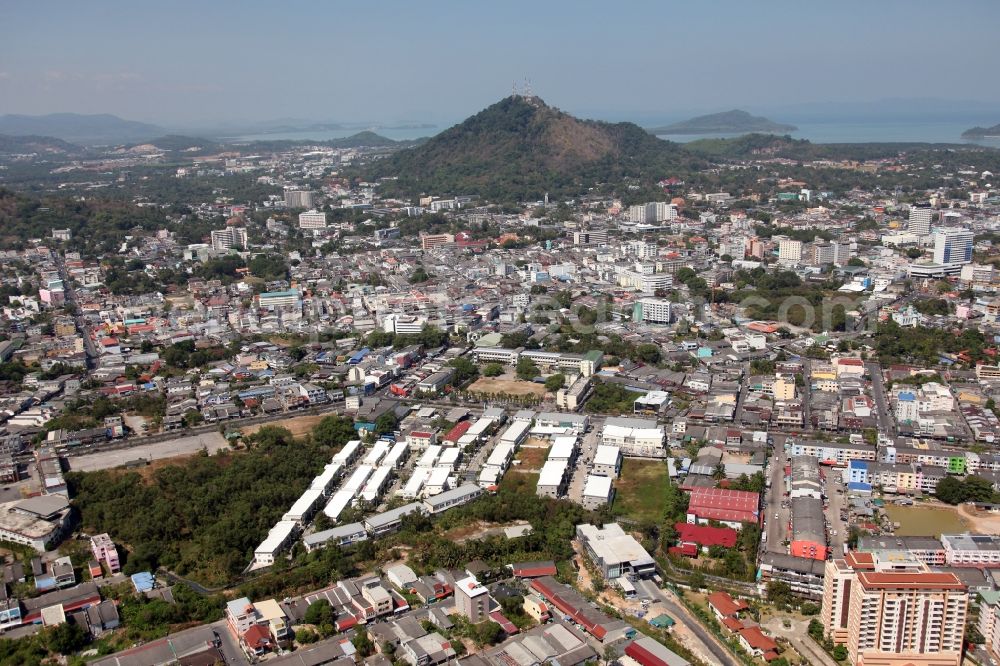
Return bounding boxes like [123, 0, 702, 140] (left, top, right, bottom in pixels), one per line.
[674, 522, 738, 551]
[686, 487, 760, 528]
[624, 635, 692, 666]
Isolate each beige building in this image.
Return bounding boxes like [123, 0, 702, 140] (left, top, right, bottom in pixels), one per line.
[454, 575, 490, 623]
[821, 552, 967, 666]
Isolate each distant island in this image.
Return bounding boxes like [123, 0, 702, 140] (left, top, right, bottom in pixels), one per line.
[648, 109, 797, 135]
[962, 123, 1000, 139]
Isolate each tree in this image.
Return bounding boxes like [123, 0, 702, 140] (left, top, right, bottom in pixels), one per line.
[449, 357, 479, 385]
[374, 412, 399, 437]
[544, 374, 566, 392]
[832, 644, 848, 661]
[635, 343, 661, 364]
[688, 570, 706, 590]
[43, 621, 89, 654]
[483, 363, 504, 377]
[516, 357, 539, 381]
[304, 599, 335, 627]
[312, 414, 356, 449]
[767, 581, 794, 607]
[470, 620, 503, 647]
[352, 629, 375, 657]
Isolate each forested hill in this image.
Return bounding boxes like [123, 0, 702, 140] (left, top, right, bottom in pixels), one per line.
[366, 95, 704, 200]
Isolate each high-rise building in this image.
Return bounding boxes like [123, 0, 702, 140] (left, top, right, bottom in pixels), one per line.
[933, 229, 974, 266]
[778, 238, 803, 264]
[909, 205, 934, 236]
[821, 552, 967, 666]
[298, 210, 328, 230]
[832, 241, 851, 266]
[812, 243, 835, 266]
[628, 205, 650, 224]
[633, 298, 672, 325]
[210, 226, 248, 252]
[284, 189, 314, 209]
[454, 575, 490, 623]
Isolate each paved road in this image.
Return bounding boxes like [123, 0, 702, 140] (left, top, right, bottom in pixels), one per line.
[635, 579, 739, 666]
[865, 361, 895, 435]
[824, 465, 847, 555]
[765, 438, 789, 554]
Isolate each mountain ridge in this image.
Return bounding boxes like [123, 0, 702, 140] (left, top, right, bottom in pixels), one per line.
[962, 123, 1000, 139]
[0, 113, 165, 144]
[649, 109, 797, 135]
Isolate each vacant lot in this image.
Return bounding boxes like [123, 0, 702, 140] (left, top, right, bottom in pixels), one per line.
[468, 377, 546, 397]
[515, 444, 550, 471]
[242, 413, 327, 438]
[67, 432, 230, 472]
[613, 458, 670, 523]
[883, 504, 968, 536]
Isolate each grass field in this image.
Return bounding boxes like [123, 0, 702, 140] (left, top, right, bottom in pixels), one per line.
[612, 458, 671, 523]
[241, 413, 327, 438]
[515, 444, 550, 471]
[883, 504, 969, 536]
[468, 377, 547, 397]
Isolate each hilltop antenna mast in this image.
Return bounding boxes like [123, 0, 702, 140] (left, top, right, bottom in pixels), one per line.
[524, 77, 533, 98]
[512, 81, 518, 97]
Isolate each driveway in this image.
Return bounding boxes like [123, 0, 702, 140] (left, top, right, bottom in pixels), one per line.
[763, 616, 839, 666]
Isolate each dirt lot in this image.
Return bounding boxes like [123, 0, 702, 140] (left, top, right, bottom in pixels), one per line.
[468, 377, 547, 397]
[67, 432, 229, 472]
[956, 503, 1000, 532]
[241, 413, 328, 438]
[515, 446, 549, 472]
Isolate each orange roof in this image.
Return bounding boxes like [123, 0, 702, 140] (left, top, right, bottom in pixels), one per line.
[858, 571, 965, 591]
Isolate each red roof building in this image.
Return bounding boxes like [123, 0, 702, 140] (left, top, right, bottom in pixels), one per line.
[668, 544, 698, 558]
[242, 624, 273, 655]
[686, 487, 760, 526]
[489, 611, 519, 635]
[707, 591, 749, 620]
[674, 522, 738, 549]
[624, 636, 691, 666]
[511, 561, 558, 579]
[737, 626, 779, 661]
[443, 421, 472, 443]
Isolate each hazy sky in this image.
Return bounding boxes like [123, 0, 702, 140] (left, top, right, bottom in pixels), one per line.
[2, 0, 999, 128]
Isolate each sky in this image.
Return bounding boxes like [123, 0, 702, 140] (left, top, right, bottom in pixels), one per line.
[2, 0, 999, 129]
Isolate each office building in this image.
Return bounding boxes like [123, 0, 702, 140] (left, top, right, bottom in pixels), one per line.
[576, 523, 655, 580]
[574, 229, 609, 246]
[298, 210, 327, 230]
[909, 205, 933, 236]
[210, 226, 248, 252]
[933, 229, 974, 266]
[821, 552, 967, 666]
[284, 189, 314, 209]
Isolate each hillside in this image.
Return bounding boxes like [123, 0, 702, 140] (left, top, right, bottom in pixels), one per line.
[962, 123, 1000, 139]
[649, 109, 797, 135]
[0, 113, 164, 144]
[366, 95, 698, 200]
[0, 134, 81, 154]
